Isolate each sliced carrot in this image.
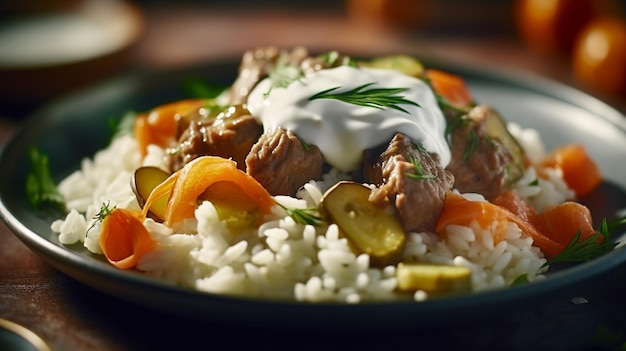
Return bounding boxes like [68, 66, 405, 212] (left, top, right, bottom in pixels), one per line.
[134, 98, 207, 157]
[99, 208, 156, 269]
[539, 201, 597, 247]
[436, 192, 565, 259]
[142, 156, 275, 227]
[540, 143, 602, 198]
[495, 191, 599, 252]
[425, 69, 473, 108]
[493, 190, 547, 233]
[436, 192, 510, 243]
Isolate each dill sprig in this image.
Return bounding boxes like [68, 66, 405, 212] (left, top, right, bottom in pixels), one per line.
[445, 115, 479, 160]
[544, 217, 624, 267]
[322, 50, 341, 65]
[422, 75, 473, 114]
[406, 154, 436, 180]
[434, 92, 470, 114]
[277, 202, 324, 226]
[265, 54, 305, 97]
[25, 147, 65, 211]
[321, 50, 356, 67]
[463, 129, 479, 160]
[298, 137, 312, 152]
[510, 274, 530, 287]
[511, 216, 624, 287]
[87, 201, 115, 234]
[309, 82, 420, 114]
[444, 116, 469, 147]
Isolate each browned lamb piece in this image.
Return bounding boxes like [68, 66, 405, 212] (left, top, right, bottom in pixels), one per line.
[363, 133, 455, 233]
[224, 46, 309, 105]
[245, 128, 325, 196]
[167, 107, 263, 172]
[166, 47, 348, 178]
[224, 46, 351, 105]
[445, 105, 515, 201]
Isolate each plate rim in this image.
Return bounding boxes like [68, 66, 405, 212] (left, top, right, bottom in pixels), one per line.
[1, 56, 626, 328]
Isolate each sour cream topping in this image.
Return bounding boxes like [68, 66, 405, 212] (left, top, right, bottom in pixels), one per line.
[246, 65, 450, 172]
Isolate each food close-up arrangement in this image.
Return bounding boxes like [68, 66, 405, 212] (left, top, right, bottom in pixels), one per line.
[1, 1, 626, 350]
[44, 47, 620, 302]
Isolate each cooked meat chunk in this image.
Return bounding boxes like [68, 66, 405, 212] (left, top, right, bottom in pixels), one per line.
[446, 105, 514, 200]
[225, 46, 309, 105]
[223, 46, 353, 105]
[167, 107, 263, 172]
[363, 133, 455, 233]
[245, 128, 325, 196]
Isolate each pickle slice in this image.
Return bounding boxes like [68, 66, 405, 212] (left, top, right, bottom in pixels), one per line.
[131, 166, 170, 221]
[319, 181, 406, 267]
[360, 55, 424, 77]
[396, 262, 472, 295]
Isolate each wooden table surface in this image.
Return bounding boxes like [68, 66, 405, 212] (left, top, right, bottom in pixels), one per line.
[2, 2, 626, 350]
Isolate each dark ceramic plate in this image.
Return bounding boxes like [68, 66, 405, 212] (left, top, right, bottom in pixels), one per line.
[1, 58, 626, 330]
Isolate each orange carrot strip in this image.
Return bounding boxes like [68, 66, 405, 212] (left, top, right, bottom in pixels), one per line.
[493, 190, 547, 234]
[143, 156, 275, 227]
[134, 99, 207, 157]
[540, 143, 602, 198]
[425, 69, 473, 108]
[436, 192, 510, 243]
[539, 201, 597, 247]
[495, 191, 598, 253]
[99, 208, 156, 269]
[436, 192, 565, 259]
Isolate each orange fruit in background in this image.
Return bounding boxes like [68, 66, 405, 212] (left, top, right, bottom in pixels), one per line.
[514, 0, 619, 57]
[572, 17, 626, 95]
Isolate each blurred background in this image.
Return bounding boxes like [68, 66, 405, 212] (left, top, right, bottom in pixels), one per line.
[0, 0, 625, 121]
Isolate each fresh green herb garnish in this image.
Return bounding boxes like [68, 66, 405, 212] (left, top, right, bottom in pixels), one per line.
[463, 129, 479, 160]
[25, 148, 65, 211]
[422, 75, 472, 114]
[87, 201, 115, 234]
[544, 217, 624, 266]
[406, 154, 436, 180]
[201, 100, 229, 120]
[510, 274, 530, 287]
[299, 137, 312, 152]
[309, 83, 420, 114]
[277, 203, 324, 226]
[265, 53, 305, 97]
[434, 93, 470, 114]
[444, 116, 468, 147]
[415, 143, 427, 154]
[512, 216, 623, 285]
[322, 50, 341, 65]
[505, 163, 526, 187]
[321, 50, 356, 67]
[183, 77, 228, 98]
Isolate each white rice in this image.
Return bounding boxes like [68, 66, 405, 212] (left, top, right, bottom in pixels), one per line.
[50, 123, 574, 303]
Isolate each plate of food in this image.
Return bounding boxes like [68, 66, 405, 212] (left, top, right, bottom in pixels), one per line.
[1, 46, 625, 330]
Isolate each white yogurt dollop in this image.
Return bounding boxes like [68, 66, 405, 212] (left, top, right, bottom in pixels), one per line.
[246, 65, 450, 172]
